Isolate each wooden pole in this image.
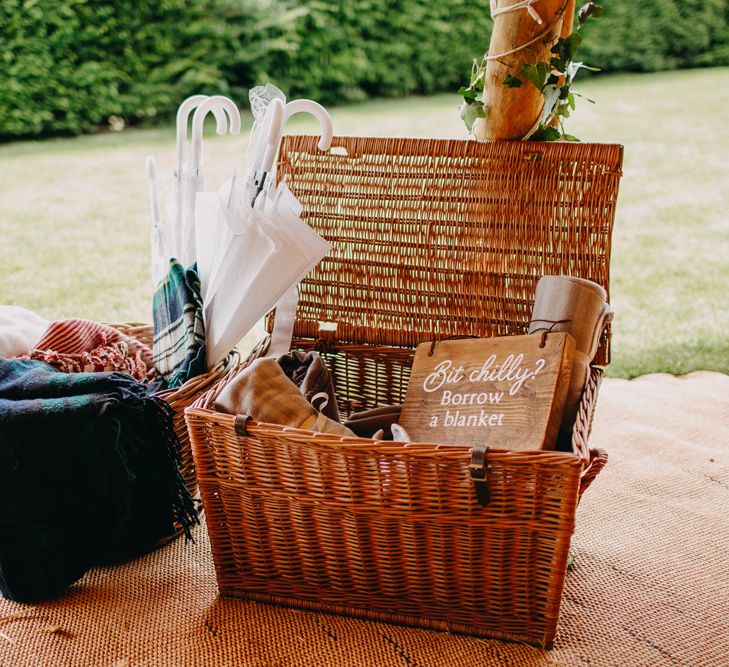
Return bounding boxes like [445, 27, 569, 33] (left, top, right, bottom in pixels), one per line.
[475, 0, 575, 141]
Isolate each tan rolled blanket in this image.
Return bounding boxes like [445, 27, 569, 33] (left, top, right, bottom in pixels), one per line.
[529, 275, 613, 436]
[214, 358, 355, 437]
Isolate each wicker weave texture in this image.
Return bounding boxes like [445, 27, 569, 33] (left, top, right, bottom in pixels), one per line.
[185, 138, 621, 647]
[187, 366, 604, 648]
[278, 137, 622, 366]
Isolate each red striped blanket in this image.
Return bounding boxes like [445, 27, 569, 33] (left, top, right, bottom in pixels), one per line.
[26, 319, 154, 383]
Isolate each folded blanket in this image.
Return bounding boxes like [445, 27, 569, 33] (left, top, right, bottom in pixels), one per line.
[0, 305, 49, 358]
[153, 260, 207, 389]
[26, 318, 154, 383]
[214, 358, 355, 437]
[277, 350, 340, 421]
[0, 358, 198, 602]
[345, 404, 404, 440]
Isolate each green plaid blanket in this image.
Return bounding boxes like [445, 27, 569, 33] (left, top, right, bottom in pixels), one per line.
[152, 260, 207, 389]
[0, 358, 198, 602]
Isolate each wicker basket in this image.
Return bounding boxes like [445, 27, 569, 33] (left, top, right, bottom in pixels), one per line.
[185, 137, 623, 648]
[114, 323, 239, 497]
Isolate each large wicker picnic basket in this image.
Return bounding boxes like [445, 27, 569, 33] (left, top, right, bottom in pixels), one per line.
[185, 137, 623, 648]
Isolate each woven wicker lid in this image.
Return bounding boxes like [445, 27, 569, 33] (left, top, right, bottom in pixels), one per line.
[277, 137, 622, 365]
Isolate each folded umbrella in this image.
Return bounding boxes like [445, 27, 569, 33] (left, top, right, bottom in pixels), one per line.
[200, 88, 334, 367]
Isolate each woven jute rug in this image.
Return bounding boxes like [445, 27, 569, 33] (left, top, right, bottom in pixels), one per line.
[1, 372, 727, 666]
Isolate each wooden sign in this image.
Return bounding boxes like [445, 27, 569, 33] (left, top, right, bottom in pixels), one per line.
[399, 333, 575, 450]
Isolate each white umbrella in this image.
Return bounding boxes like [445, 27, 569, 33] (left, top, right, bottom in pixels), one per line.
[201, 91, 334, 367]
[145, 95, 234, 285]
[145, 155, 171, 286]
[177, 95, 241, 268]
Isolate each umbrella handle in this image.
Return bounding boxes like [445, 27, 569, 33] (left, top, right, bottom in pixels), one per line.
[259, 98, 333, 176]
[282, 99, 334, 152]
[190, 96, 242, 176]
[258, 99, 286, 180]
[176, 95, 229, 168]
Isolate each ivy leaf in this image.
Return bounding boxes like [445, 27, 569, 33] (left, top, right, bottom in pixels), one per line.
[562, 134, 581, 142]
[520, 62, 550, 90]
[502, 74, 523, 88]
[552, 33, 583, 65]
[458, 86, 478, 102]
[459, 100, 486, 132]
[578, 2, 604, 26]
[568, 92, 576, 110]
[530, 125, 562, 142]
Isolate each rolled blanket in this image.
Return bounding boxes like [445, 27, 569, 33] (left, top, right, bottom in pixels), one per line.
[529, 275, 613, 437]
[0, 358, 198, 602]
[277, 350, 340, 422]
[214, 358, 355, 437]
[26, 318, 155, 383]
[152, 260, 207, 389]
[0, 305, 49, 358]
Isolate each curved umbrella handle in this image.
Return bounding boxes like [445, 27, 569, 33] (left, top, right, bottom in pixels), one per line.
[282, 99, 333, 151]
[259, 98, 333, 175]
[190, 96, 242, 175]
[176, 95, 228, 168]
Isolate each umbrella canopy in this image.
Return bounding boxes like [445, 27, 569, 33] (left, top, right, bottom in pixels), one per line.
[200, 88, 334, 367]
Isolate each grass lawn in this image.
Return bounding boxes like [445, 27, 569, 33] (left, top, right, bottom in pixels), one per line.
[1, 68, 727, 378]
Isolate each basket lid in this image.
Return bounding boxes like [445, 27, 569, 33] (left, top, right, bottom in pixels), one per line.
[277, 136, 622, 366]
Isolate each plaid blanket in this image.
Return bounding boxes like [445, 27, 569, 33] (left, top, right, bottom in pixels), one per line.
[0, 358, 198, 602]
[26, 318, 154, 383]
[152, 260, 207, 389]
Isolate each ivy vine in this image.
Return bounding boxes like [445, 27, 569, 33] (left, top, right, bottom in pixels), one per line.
[459, 1, 604, 141]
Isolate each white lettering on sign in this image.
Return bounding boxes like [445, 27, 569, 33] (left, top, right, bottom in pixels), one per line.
[399, 334, 574, 449]
[423, 355, 546, 397]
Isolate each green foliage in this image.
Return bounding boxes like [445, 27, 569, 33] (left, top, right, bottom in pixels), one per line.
[0, 0, 238, 138]
[578, 0, 729, 72]
[2, 0, 729, 139]
[0, 0, 487, 138]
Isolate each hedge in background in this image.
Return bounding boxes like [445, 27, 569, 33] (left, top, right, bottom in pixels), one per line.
[2, 0, 729, 139]
[0, 0, 240, 138]
[0, 0, 488, 138]
[579, 0, 729, 72]
[218, 0, 489, 105]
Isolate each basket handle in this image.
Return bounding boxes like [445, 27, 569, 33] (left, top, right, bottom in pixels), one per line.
[578, 447, 608, 500]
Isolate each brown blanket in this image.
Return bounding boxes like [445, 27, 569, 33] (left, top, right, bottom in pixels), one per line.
[1, 372, 727, 666]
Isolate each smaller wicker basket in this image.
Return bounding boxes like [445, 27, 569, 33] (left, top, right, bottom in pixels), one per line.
[114, 323, 240, 497]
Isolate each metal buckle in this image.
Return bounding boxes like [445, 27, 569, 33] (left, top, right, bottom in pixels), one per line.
[470, 442, 490, 506]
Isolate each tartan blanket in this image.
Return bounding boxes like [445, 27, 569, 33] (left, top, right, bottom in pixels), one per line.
[26, 318, 154, 383]
[0, 358, 198, 603]
[152, 260, 207, 389]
